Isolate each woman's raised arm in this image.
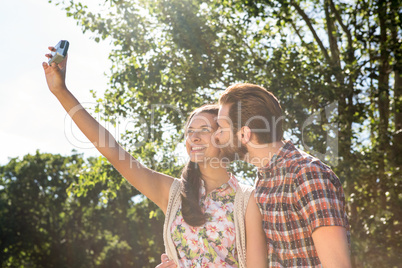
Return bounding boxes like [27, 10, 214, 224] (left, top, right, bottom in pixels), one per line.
[42, 48, 173, 212]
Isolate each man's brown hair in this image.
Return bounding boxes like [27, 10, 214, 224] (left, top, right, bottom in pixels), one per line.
[219, 83, 283, 144]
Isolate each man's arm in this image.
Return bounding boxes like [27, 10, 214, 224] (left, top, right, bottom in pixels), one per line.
[312, 226, 351, 268]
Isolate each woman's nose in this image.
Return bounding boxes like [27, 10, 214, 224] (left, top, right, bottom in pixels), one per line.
[189, 132, 201, 142]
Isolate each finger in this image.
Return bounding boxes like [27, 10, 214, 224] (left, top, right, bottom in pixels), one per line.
[45, 53, 53, 59]
[50, 62, 60, 71]
[164, 260, 176, 267]
[48, 46, 56, 52]
[155, 261, 176, 268]
[166, 261, 177, 267]
[161, 253, 169, 262]
[42, 62, 49, 70]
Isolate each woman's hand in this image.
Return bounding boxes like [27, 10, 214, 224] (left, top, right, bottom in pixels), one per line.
[155, 254, 176, 268]
[42, 46, 67, 94]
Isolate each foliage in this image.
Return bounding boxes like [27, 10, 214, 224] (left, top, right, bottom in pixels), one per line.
[44, 0, 402, 266]
[0, 152, 164, 267]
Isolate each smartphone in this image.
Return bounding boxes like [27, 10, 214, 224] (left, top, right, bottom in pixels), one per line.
[48, 40, 69, 65]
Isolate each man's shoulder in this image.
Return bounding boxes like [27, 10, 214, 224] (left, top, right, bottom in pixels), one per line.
[276, 143, 329, 172]
[292, 154, 342, 191]
[275, 144, 338, 184]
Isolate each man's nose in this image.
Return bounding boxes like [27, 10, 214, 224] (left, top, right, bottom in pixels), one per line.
[215, 128, 222, 140]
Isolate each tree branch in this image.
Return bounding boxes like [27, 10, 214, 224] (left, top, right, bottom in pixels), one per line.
[328, 0, 353, 47]
[290, 0, 331, 63]
[289, 20, 310, 49]
[324, 0, 341, 67]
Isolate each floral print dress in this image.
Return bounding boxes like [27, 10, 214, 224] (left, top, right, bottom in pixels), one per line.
[170, 174, 240, 267]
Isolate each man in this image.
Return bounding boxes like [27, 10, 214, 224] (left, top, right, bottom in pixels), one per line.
[156, 83, 351, 267]
[215, 83, 351, 267]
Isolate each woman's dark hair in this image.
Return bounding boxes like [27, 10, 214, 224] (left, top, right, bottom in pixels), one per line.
[181, 104, 219, 227]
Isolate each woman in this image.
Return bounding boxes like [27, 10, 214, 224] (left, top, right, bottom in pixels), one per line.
[43, 46, 267, 267]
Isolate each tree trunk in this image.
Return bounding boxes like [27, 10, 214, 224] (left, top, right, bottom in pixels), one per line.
[377, 0, 390, 209]
[390, 0, 402, 167]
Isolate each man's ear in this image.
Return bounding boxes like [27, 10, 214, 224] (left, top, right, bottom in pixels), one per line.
[240, 126, 252, 144]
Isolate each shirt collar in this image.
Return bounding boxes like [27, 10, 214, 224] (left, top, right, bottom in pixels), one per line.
[258, 140, 295, 174]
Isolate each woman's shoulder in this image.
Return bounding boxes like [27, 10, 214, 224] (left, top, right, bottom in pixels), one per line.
[169, 178, 183, 192]
[164, 178, 183, 215]
[233, 181, 255, 213]
[228, 174, 253, 193]
[236, 181, 254, 194]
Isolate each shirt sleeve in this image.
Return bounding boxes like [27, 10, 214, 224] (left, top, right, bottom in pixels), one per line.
[293, 163, 349, 233]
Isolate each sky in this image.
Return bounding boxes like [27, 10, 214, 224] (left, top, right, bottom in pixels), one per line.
[0, 0, 113, 165]
[0, 1, 342, 169]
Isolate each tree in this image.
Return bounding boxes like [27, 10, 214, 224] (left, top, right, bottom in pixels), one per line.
[50, 0, 401, 266]
[231, 0, 402, 265]
[0, 152, 164, 267]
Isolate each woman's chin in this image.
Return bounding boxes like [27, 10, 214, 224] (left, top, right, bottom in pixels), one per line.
[190, 155, 227, 169]
[189, 153, 206, 163]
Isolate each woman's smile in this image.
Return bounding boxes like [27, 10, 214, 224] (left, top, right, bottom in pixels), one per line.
[191, 146, 207, 153]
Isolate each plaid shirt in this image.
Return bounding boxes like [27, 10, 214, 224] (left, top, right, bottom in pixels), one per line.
[255, 140, 350, 267]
